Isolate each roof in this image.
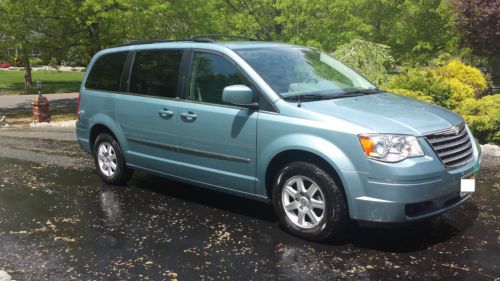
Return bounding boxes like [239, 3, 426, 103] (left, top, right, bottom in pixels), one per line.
[100, 40, 299, 56]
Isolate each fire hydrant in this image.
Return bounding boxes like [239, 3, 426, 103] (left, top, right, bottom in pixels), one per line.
[32, 81, 51, 123]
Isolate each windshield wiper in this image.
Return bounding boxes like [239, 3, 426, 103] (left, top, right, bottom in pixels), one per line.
[283, 94, 332, 107]
[283, 88, 383, 104]
[282, 94, 328, 101]
[332, 88, 382, 98]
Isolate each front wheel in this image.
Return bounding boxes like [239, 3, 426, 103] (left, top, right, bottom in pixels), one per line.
[272, 161, 348, 241]
[93, 133, 133, 185]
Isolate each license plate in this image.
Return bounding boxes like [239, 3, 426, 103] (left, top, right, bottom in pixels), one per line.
[460, 176, 475, 196]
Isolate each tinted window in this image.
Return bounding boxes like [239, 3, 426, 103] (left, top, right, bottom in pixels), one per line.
[188, 52, 250, 105]
[129, 51, 183, 98]
[85, 52, 127, 91]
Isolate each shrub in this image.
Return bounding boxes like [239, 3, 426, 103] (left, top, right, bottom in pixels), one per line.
[386, 69, 452, 107]
[384, 60, 497, 143]
[9, 56, 22, 67]
[48, 58, 59, 69]
[435, 60, 488, 97]
[29, 57, 43, 66]
[442, 78, 475, 109]
[333, 39, 395, 85]
[456, 94, 500, 144]
[384, 88, 434, 103]
[429, 53, 454, 67]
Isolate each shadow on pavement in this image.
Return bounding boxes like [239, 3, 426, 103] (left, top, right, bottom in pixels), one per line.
[347, 200, 478, 252]
[131, 173, 278, 223]
[128, 171, 479, 254]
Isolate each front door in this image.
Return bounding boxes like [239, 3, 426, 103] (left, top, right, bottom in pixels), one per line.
[176, 51, 258, 193]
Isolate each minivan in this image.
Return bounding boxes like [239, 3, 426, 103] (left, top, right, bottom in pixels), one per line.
[77, 35, 481, 241]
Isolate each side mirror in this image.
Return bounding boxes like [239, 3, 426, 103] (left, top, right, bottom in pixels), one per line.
[222, 85, 259, 110]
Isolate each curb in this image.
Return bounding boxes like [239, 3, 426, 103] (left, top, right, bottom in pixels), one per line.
[29, 120, 76, 128]
[0, 270, 12, 281]
[481, 144, 500, 157]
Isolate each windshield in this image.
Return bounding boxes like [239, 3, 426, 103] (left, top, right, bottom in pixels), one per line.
[236, 47, 378, 101]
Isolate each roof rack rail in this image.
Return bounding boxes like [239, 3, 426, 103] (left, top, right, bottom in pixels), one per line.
[117, 37, 213, 47]
[187, 34, 258, 41]
[115, 34, 257, 48]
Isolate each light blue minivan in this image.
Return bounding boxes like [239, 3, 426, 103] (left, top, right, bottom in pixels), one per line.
[77, 35, 481, 241]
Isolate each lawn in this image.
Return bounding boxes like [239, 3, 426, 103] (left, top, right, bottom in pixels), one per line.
[0, 70, 84, 94]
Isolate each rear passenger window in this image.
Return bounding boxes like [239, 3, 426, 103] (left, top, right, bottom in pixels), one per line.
[85, 52, 127, 92]
[129, 51, 183, 98]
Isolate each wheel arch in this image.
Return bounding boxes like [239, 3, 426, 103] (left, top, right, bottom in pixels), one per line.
[264, 149, 348, 206]
[88, 115, 128, 154]
[90, 124, 117, 152]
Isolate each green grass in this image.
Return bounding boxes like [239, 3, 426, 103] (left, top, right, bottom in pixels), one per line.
[0, 70, 84, 94]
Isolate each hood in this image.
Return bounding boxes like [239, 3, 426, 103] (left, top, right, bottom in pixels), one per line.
[300, 92, 463, 135]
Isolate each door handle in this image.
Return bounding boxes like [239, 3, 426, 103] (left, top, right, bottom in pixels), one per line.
[159, 109, 174, 119]
[180, 112, 197, 121]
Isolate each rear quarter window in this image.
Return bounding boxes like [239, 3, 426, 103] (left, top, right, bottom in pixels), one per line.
[85, 52, 128, 92]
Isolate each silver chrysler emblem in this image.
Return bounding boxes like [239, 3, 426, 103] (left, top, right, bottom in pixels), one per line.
[452, 126, 460, 134]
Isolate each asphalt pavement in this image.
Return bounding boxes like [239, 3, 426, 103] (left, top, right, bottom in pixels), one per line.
[0, 127, 498, 281]
[0, 93, 78, 109]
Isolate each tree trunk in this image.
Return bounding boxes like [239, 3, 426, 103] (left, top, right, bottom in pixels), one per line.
[22, 47, 33, 91]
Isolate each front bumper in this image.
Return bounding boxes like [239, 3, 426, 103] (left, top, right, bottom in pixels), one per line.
[343, 136, 481, 223]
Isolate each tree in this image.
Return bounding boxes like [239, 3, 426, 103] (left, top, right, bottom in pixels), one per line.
[0, 0, 468, 68]
[452, 0, 500, 58]
[356, 0, 459, 64]
[451, 0, 500, 82]
[333, 39, 394, 85]
[0, 0, 42, 86]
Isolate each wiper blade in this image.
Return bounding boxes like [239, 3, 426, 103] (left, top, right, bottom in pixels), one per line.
[283, 88, 382, 102]
[336, 88, 381, 98]
[282, 94, 327, 101]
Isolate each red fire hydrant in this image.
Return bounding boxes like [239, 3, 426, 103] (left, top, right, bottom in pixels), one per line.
[32, 81, 51, 123]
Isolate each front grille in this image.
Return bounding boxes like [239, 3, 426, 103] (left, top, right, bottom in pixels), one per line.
[424, 124, 474, 168]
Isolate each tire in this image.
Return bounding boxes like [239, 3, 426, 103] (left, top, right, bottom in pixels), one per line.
[93, 133, 133, 185]
[272, 161, 348, 241]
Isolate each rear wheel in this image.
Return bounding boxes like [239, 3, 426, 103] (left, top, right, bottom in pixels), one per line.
[272, 161, 348, 241]
[93, 133, 133, 185]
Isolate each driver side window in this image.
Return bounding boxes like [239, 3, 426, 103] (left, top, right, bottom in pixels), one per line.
[188, 52, 250, 105]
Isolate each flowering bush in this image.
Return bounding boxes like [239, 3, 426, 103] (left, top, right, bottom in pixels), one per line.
[0, 63, 10, 69]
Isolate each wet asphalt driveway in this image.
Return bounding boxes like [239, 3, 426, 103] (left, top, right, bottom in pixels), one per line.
[0, 128, 498, 281]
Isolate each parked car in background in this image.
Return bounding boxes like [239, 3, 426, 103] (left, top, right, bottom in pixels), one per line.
[77, 35, 481, 241]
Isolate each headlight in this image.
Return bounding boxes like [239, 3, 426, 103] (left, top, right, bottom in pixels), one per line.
[358, 134, 424, 162]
